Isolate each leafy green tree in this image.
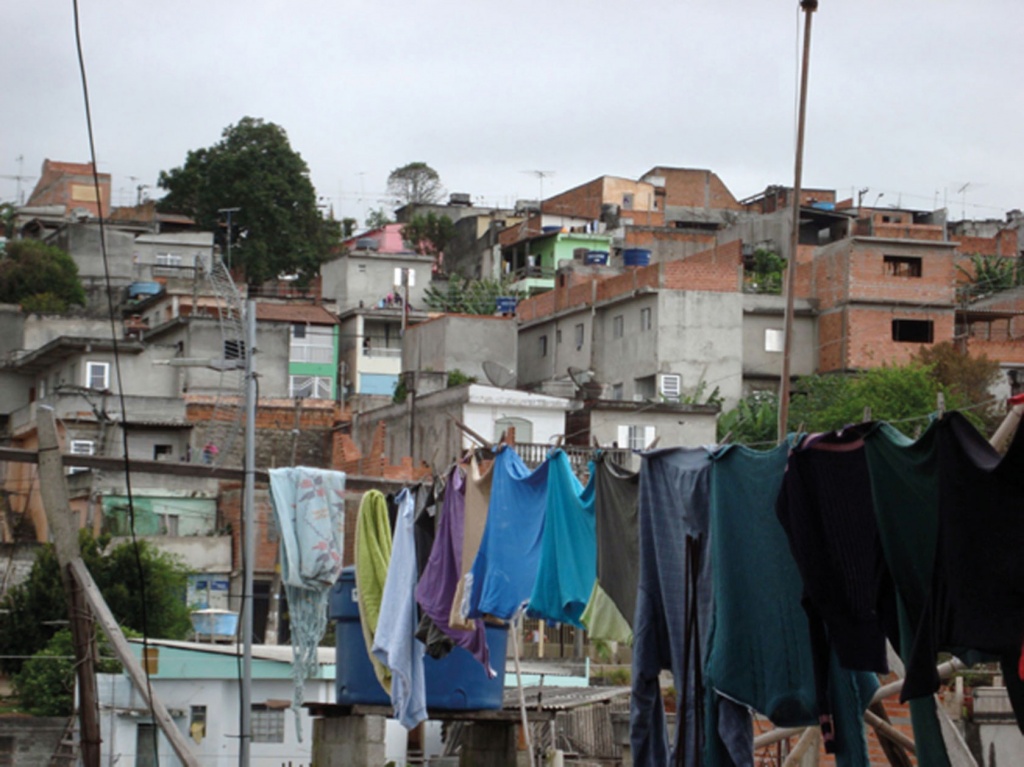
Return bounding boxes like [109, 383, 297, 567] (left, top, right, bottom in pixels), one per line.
[0, 240, 85, 312]
[387, 162, 444, 205]
[14, 628, 127, 717]
[913, 341, 1001, 430]
[341, 217, 358, 238]
[423, 275, 523, 315]
[157, 117, 337, 286]
[0, 531, 192, 674]
[364, 208, 393, 229]
[718, 361, 984, 445]
[743, 248, 786, 295]
[402, 212, 455, 267]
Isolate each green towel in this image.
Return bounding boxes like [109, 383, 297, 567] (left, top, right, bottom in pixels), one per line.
[355, 489, 393, 694]
[581, 581, 633, 645]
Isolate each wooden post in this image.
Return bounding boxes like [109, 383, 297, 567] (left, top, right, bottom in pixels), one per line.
[36, 407, 100, 767]
[69, 559, 200, 767]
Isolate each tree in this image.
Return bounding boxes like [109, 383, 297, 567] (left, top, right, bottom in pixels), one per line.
[364, 208, 393, 229]
[402, 212, 455, 267]
[157, 117, 338, 286]
[14, 628, 127, 716]
[387, 162, 444, 206]
[0, 531, 193, 675]
[913, 341, 1001, 430]
[717, 361, 985, 445]
[0, 239, 85, 312]
[423, 275, 523, 315]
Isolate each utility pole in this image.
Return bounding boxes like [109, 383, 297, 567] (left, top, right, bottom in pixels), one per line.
[219, 207, 241, 272]
[778, 0, 819, 441]
[240, 299, 257, 766]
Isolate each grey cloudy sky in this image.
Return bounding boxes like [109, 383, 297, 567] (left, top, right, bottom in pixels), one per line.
[4, 1, 1023, 226]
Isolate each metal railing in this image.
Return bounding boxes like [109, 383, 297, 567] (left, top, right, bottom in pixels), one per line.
[516, 443, 630, 479]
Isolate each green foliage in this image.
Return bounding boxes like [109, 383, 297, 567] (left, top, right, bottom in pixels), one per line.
[913, 341, 1001, 431]
[718, 360, 985, 445]
[743, 248, 787, 295]
[0, 530, 192, 675]
[0, 239, 85, 312]
[717, 390, 778, 445]
[341, 217, 358, 238]
[157, 117, 337, 286]
[447, 369, 477, 388]
[402, 212, 455, 264]
[387, 162, 443, 206]
[13, 628, 126, 717]
[956, 253, 1022, 301]
[423, 275, 523, 315]
[364, 208, 393, 229]
[392, 376, 408, 404]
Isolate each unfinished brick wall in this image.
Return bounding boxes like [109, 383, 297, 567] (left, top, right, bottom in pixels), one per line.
[817, 310, 846, 373]
[661, 240, 742, 292]
[845, 307, 955, 369]
[542, 177, 608, 220]
[651, 168, 743, 210]
[846, 243, 956, 306]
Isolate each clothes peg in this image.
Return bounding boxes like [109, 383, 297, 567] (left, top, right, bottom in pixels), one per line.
[862, 406, 872, 423]
[937, 392, 946, 418]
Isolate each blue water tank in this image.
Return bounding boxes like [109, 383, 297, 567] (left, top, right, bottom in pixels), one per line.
[495, 296, 517, 315]
[811, 201, 836, 211]
[623, 248, 651, 267]
[584, 250, 609, 265]
[128, 281, 162, 298]
[329, 567, 508, 709]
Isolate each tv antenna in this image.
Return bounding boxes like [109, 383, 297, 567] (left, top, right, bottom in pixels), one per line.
[482, 360, 518, 389]
[1, 155, 36, 205]
[521, 170, 555, 204]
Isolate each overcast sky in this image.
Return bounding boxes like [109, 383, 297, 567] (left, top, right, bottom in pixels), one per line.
[4, 1, 1023, 228]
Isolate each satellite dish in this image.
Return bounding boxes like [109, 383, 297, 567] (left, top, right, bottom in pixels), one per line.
[568, 367, 602, 399]
[482, 361, 518, 389]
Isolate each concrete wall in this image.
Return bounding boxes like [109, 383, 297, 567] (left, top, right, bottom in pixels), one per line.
[588, 406, 718, 468]
[0, 716, 68, 765]
[742, 294, 818, 387]
[403, 314, 517, 383]
[320, 251, 432, 312]
[52, 222, 136, 282]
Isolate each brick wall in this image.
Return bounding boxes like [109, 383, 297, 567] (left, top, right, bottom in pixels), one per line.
[653, 168, 743, 210]
[847, 243, 956, 306]
[817, 309, 846, 372]
[661, 240, 742, 292]
[543, 178, 608, 220]
[812, 244, 851, 311]
[845, 307, 955, 369]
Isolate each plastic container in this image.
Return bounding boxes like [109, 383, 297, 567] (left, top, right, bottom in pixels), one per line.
[584, 251, 608, 265]
[330, 567, 507, 710]
[190, 609, 239, 639]
[622, 248, 651, 267]
[128, 281, 162, 298]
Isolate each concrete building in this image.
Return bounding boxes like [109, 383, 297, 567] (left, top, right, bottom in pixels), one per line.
[402, 313, 518, 386]
[337, 304, 429, 402]
[323, 224, 433, 311]
[97, 640, 336, 767]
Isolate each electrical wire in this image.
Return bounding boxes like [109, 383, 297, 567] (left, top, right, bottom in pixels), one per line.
[71, 1, 159, 761]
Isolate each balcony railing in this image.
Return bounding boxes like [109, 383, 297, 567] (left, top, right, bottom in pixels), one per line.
[516, 443, 631, 480]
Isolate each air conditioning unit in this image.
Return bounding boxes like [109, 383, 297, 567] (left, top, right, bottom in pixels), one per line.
[633, 393, 645, 402]
[659, 373, 682, 401]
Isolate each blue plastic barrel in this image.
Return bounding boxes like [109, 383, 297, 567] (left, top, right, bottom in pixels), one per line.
[128, 281, 162, 298]
[623, 248, 651, 267]
[584, 251, 609, 265]
[329, 567, 508, 709]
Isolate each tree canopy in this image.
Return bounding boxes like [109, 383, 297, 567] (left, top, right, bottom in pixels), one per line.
[402, 212, 455, 267]
[717, 347, 999, 445]
[0, 239, 85, 312]
[387, 162, 444, 206]
[0, 531, 193, 675]
[157, 117, 339, 286]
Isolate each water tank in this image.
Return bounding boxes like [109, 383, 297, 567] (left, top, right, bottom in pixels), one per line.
[355, 237, 380, 251]
[623, 248, 651, 267]
[584, 250, 609, 265]
[128, 281, 162, 298]
[495, 296, 517, 315]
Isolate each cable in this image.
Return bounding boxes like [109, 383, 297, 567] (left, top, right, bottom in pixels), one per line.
[71, 1, 159, 761]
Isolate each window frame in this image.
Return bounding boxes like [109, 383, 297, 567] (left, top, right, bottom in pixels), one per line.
[250, 704, 285, 744]
[85, 361, 110, 390]
[612, 314, 624, 339]
[640, 307, 652, 332]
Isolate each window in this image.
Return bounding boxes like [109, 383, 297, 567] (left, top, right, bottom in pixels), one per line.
[622, 193, 634, 211]
[251, 705, 285, 743]
[539, 335, 548, 357]
[290, 324, 333, 363]
[611, 383, 624, 400]
[555, 329, 562, 344]
[158, 514, 180, 536]
[640, 307, 652, 331]
[136, 723, 158, 767]
[155, 252, 183, 267]
[574, 323, 585, 349]
[153, 444, 173, 461]
[765, 328, 784, 352]
[189, 706, 206, 743]
[612, 315, 624, 339]
[883, 255, 922, 277]
[86, 361, 109, 390]
[357, 263, 367, 273]
[659, 373, 682, 400]
[224, 339, 246, 360]
[634, 375, 656, 401]
[290, 375, 332, 399]
[618, 424, 656, 451]
[892, 319, 934, 343]
[37, 379, 46, 399]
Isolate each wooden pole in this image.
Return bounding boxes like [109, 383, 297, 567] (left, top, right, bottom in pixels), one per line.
[778, 0, 819, 441]
[69, 559, 200, 767]
[37, 406, 100, 767]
